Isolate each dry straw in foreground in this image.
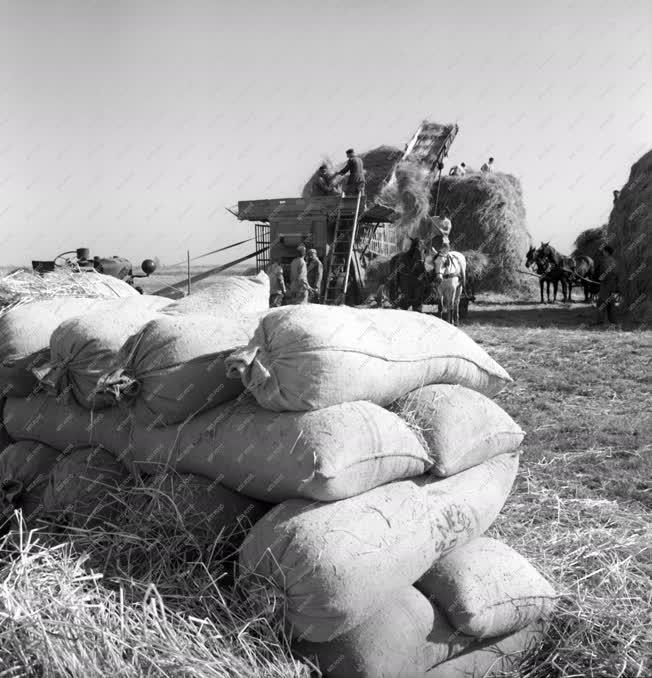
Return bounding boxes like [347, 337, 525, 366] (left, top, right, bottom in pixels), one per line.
[0, 480, 310, 678]
[0, 268, 137, 315]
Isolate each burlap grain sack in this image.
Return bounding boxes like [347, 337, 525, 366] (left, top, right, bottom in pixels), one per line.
[0, 441, 61, 525]
[225, 305, 511, 412]
[239, 452, 519, 641]
[34, 295, 172, 409]
[130, 395, 431, 502]
[424, 622, 546, 677]
[295, 587, 483, 678]
[0, 297, 108, 397]
[389, 385, 525, 477]
[162, 272, 270, 316]
[417, 537, 556, 638]
[42, 445, 131, 527]
[127, 472, 269, 539]
[294, 587, 435, 678]
[3, 393, 135, 460]
[98, 312, 261, 427]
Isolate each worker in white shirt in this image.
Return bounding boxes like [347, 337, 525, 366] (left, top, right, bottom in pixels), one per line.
[449, 162, 466, 177]
[481, 157, 494, 173]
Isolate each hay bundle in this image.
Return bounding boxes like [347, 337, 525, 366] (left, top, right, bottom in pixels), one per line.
[0, 268, 137, 315]
[431, 172, 530, 290]
[378, 153, 530, 290]
[301, 146, 403, 201]
[461, 249, 490, 296]
[606, 148, 652, 322]
[573, 225, 608, 260]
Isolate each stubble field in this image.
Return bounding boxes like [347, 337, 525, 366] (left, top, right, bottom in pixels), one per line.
[0, 286, 650, 677]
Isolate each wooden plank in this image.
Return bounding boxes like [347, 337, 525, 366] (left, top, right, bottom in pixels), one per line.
[237, 196, 341, 221]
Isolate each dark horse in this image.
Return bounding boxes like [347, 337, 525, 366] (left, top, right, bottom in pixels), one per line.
[569, 254, 598, 302]
[526, 244, 597, 303]
[534, 242, 575, 303]
[387, 237, 432, 311]
[525, 245, 561, 303]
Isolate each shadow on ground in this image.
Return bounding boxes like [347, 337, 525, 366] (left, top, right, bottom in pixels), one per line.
[464, 299, 600, 328]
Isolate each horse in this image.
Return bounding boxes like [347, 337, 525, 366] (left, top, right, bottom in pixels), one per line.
[432, 251, 467, 325]
[526, 245, 560, 303]
[569, 254, 598, 303]
[536, 242, 574, 303]
[387, 237, 430, 312]
[525, 245, 538, 271]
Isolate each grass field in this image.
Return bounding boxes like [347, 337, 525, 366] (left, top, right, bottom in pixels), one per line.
[0, 292, 650, 677]
[465, 296, 651, 677]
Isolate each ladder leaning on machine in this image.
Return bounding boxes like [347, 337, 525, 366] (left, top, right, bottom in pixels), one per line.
[323, 192, 364, 306]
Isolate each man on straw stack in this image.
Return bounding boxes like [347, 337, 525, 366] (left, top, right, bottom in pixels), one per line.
[449, 162, 466, 176]
[335, 149, 366, 197]
[481, 157, 495, 173]
[312, 164, 339, 196]
[289, 244, 310, 304]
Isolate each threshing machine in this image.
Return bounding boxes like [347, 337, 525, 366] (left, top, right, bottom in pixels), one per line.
[235, 120, 459, 305]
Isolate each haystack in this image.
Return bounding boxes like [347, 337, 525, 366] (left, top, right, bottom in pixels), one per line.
[377, 151, 530, 291]
[430, 172, 530, 290]
[572, 225, 608, 260]
[606, 148, 652, 322]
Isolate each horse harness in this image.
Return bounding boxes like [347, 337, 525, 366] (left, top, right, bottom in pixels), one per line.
[438, 253, 459, 279]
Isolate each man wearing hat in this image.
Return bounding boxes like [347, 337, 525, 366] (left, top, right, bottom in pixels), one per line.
[289, 244, 310, 304]
[312, 164, 338, 196]
[481, 157, 495, 173]
[449, 162, 466, 177]
[306, 248, 324, 303]
[335, 148, 365, 197]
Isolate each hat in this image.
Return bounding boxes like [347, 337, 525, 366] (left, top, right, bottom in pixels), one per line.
[297, 244, 306, 252]
[346, 148, 354, 155]
[319, 163, 328, 170]
[307, 248, 317, 256]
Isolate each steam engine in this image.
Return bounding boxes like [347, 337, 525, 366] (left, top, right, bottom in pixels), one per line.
[32, 247, 157, 294]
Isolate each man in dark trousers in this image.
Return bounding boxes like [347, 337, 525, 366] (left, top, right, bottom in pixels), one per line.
[312, 164, 339, 196]
[336, 148, 365, 197]
[595, 243, 619, 326]
[306, 248, 324, 303]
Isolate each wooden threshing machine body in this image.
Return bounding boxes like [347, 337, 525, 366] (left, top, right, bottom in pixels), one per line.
[236, 120, 459, 304]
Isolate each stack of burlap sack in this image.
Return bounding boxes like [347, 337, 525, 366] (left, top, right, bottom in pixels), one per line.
[0, 273, 271, 534]
[0, 276, 555, 676]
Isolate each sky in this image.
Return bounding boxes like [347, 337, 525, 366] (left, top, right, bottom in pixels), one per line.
[1, 0, 651, 267]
